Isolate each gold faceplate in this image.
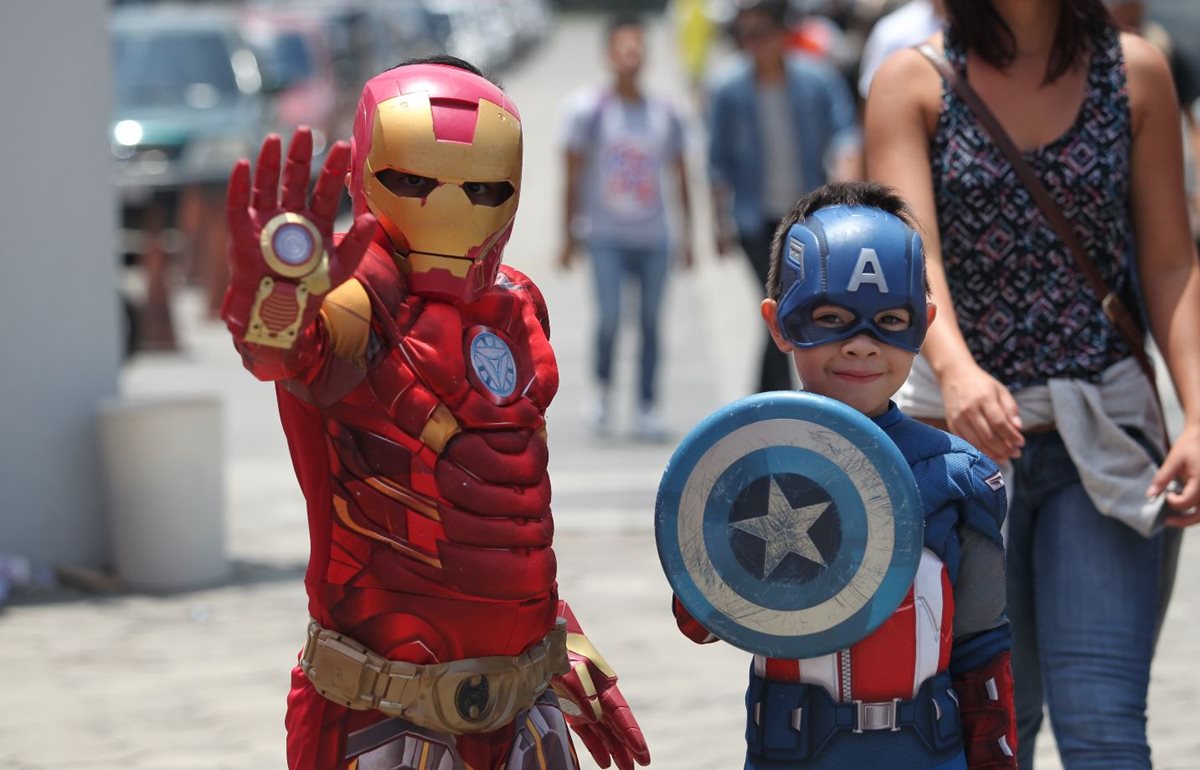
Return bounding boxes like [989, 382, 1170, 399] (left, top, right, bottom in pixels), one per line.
[363, 93, 521, 259]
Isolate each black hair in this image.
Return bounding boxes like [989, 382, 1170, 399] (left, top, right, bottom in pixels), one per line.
[944, 0, 1113, 84]
[766, 182, 926, 300]
[732, 0, 788, 30]
[606, 12, 644, 42]
[389, 54, 496, 85]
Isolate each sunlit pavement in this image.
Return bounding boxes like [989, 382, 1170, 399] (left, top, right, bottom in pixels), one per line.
[1, 14, 1197, 770]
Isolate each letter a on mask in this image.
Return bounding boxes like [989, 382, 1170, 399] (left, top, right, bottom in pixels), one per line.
[847, 248, 889, 294]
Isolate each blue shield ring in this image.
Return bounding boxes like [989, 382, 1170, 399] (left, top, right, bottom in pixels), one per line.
[655, 391, 924, 658]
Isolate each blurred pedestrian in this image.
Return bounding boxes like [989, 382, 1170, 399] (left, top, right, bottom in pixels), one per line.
[707, 0, 860, 393]
[558, 14, 694, 441]
[867, 0, 1200, 766]
[674, 0, 717, 99]
[1105, 0, 1200, 247]
[857, 0, 945, 100]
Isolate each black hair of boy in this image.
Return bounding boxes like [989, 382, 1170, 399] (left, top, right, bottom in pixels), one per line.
[390, 54, 495, 86]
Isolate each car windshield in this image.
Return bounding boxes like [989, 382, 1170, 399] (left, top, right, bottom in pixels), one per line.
[113, 29, 239, 108]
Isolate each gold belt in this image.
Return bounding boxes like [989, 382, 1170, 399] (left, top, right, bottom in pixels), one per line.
[300, 618, 570, 735]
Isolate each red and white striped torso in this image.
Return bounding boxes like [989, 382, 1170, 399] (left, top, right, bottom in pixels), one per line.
[754, 548, 954, 702]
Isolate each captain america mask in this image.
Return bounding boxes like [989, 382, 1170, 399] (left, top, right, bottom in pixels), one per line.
[775, 205, 929, 353]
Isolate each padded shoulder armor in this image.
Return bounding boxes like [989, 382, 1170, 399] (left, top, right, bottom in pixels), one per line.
[885, 413, 1008, 565]
[320, 278, 371, 365]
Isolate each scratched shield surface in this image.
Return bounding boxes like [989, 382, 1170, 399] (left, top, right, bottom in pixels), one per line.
[655, 391, 923, 658]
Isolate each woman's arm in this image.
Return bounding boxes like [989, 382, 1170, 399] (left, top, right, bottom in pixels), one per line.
[1123, 32, 1200, 514]
[865, 46, 1025, 461]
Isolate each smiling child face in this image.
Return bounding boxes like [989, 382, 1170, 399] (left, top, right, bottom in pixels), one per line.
[762, 301, 934, 416]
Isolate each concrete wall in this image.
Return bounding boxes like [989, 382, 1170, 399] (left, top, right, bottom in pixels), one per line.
[0, 1, 120, 568]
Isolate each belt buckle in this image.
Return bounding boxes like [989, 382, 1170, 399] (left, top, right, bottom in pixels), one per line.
[308, 633, 379, 709]
[853, 699, 901, 733]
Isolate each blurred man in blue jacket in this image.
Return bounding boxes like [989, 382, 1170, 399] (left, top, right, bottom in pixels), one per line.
[708, 0, 860, 393]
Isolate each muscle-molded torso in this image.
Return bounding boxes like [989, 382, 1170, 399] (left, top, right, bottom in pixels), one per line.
[283, 247, 560, 664]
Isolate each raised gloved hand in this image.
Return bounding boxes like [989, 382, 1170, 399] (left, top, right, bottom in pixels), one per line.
[222, 127, 375, 369]
[552, 601, 650, 770]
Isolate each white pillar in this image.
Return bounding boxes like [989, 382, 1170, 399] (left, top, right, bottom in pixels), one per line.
[0, 1, 121, 568]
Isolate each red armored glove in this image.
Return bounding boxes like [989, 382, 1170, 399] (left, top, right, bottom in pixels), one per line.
[552, 601, 650, 770]
[222, 127, 376, 380]
[954, 650, 1018, 769]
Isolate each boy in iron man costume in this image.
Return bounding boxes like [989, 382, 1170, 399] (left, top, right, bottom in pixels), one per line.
[222, 57, 651, 770]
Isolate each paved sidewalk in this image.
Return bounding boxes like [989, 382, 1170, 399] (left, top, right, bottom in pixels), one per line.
[2, 14, 1198, 770]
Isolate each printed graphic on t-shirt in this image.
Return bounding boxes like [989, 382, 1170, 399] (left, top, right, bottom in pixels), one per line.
[599, 137, 660, 221]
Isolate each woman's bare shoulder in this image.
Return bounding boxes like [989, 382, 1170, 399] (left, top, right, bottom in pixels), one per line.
[1119, 30, 1177, 125]
[1120, 31, 1174, 89]
[1120, 30, 1170, 69]
[868, 31, 944, 118]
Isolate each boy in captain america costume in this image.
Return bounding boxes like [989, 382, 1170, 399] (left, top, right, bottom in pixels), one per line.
[670, 182, 1017, 769]
[221, 56, 650, 770]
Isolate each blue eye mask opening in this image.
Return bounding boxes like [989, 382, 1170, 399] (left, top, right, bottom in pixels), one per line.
[775, 205, 928, 353]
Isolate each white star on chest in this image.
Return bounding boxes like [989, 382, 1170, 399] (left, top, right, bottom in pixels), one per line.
[731, 475, 830, 577]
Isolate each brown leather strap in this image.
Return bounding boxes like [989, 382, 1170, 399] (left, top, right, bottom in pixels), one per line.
[916, 44, 1168, 445]
[915, 43, 1157, 387]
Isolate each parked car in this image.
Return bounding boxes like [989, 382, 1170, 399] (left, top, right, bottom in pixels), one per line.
[110, 4, 271, 345]
[110, 5, 266, 207]
[241, 8, 340, 160]
[505, 0, 554, 53]
[282, 0, 447, 94]
[470, 0, 520, 71]
[423, 0, 499, 74]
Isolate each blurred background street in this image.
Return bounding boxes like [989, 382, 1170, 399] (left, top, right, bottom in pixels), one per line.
[3, 1, 1200, 768]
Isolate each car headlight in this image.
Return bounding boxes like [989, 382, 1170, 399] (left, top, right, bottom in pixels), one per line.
[113, 119, 144, 147]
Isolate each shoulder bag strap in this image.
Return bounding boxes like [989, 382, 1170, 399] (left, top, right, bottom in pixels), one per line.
[915, 43, 1160, 390]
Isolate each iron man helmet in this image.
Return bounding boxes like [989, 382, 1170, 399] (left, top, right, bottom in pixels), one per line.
[350, 62, 522, 303]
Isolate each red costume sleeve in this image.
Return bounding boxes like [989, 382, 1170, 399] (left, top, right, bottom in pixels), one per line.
[671, 595, 719, 644]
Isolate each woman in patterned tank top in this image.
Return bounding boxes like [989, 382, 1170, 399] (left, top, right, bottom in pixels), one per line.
[865, 0, 1200, 767]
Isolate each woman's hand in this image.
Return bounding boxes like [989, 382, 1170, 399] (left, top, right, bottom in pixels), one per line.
[1152, 422, 1200, 526]
[940, 360, 1026, 462]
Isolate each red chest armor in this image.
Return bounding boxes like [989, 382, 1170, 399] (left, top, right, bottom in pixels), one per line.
[278, 250, 560, 664]
[753, 548, 955, 702]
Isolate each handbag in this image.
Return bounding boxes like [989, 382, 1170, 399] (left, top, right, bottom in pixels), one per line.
[915, 43, 1182, 636]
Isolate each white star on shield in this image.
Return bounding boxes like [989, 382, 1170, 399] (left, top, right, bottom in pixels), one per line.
[730, 475, 830, 578]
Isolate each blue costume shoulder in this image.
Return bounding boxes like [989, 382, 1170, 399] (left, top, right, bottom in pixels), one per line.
[877, 406, 1007, 580]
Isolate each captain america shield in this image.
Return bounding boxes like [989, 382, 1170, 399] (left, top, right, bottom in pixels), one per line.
[655, 391, 923, 659]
